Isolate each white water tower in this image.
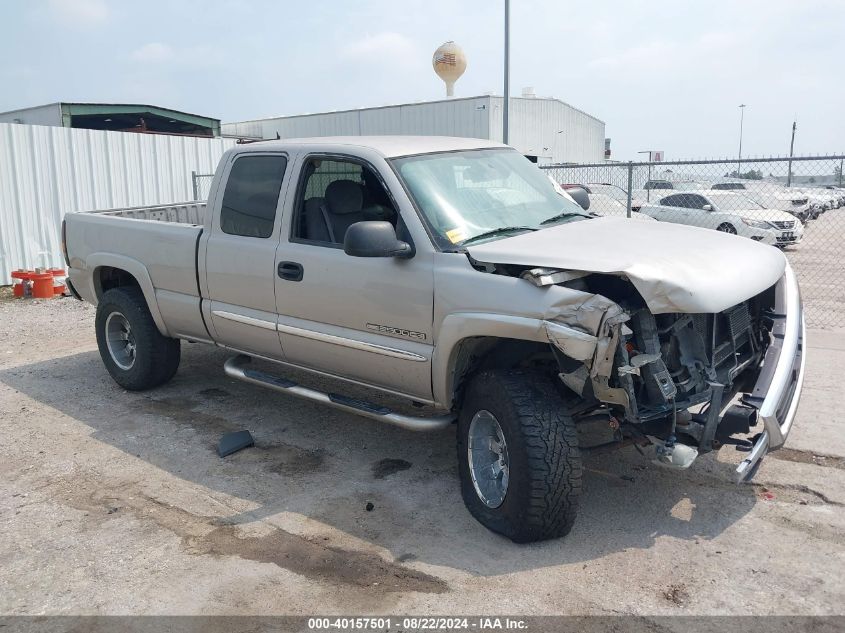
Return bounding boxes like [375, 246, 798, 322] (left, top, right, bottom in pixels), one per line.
[433, 41, 467, 97]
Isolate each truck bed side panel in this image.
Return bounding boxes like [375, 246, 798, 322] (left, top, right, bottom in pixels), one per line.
[65, 213, 209, 340]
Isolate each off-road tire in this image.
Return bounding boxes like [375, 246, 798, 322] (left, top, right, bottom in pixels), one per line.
[457, 369, 582, 543]
[95, 287, 180, 391]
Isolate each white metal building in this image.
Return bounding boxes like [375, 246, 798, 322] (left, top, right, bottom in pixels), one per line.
[223, 94, 605, 164]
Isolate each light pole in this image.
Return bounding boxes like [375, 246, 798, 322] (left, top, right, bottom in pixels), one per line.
[638, 150, 653, 201]
[787, 120, 797, 187]
[503, 0, 510, 144]
[737, 104, 747, 177]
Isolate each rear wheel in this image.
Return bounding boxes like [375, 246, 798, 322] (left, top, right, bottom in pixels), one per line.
[457, 370, 582, 543]
[95, 287, 180, 391]
[717, 222, 737, 234]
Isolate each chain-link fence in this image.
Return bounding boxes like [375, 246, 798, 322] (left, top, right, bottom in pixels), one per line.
[188, 158, 844, 327]
[540, 155, 845, 329]
[191, 171, 215, 201]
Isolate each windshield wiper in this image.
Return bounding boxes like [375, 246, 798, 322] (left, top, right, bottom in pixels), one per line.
[540, 211, 588, 225]
[459, 226, 537, 246]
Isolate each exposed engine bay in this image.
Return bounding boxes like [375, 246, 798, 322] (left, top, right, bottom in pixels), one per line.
[517, 267, 778, 464]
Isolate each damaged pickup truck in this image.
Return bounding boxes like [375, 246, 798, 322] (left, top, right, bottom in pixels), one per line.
[63, 136, 805, 543]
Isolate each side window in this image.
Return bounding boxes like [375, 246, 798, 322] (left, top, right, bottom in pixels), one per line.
[672, 194, 693, 208]
[670, 194, 699, 209]
[660, 194, 683, 207]
[687, 195, 708, 209]
[292, 157, 398, 245]
[220, 155, 287, 238]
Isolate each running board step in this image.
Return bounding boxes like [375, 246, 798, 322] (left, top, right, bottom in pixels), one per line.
[223, 355, 454, 432]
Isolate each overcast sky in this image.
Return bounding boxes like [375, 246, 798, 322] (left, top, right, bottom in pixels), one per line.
[1, 0, 843, 160]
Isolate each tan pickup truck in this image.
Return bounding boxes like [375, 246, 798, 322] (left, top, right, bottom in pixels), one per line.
[63, 136, 805, 542]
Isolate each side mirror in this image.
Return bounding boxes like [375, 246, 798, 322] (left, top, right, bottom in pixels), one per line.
[344, 221, 413, 258]
[566, 186, 591, 211]
[702, 204, 713, 211]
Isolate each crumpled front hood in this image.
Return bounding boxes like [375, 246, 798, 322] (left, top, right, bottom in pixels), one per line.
[466, 217, 786, 314]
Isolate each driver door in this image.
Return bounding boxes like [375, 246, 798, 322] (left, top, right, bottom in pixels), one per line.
[652, 194, 693, 225]
[683, 194, 719, 229]
[273, 154, 435, 401]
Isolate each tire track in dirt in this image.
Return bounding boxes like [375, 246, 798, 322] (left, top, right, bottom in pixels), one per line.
[49, 474, 448, 595]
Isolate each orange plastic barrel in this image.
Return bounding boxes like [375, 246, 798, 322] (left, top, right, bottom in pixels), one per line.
[48, 268, 67, 295]
[31, 272, 55, 298]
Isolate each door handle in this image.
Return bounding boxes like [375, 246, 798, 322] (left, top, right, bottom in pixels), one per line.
[277, 261, 303, 282]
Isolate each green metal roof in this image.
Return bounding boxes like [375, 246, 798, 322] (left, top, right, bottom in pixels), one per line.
[60, 102, 220, 134]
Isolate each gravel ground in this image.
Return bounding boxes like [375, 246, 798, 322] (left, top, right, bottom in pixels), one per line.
[0, 266, 844, 617]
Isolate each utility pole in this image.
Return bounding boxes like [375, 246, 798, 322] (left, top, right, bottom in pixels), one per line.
[503, 0, 510, 144]
[637, 150, 653, 201]
[786, 120, 797, 187]
[737, 104, 746, 177]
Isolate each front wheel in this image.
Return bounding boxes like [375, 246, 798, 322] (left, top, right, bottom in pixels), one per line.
[457, 370, 582, 543]
[717, 222, 737, 234]
[95, 287, 180, 391]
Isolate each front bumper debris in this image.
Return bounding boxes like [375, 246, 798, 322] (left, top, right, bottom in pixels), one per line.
[736, 264, 806, 482]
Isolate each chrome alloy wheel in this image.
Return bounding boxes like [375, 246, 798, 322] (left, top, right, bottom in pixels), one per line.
[467, 410, 510, 508]
[105, 311, 136, 370]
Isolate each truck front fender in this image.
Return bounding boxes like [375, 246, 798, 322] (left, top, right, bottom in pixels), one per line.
[433, 313, 552, 409]
[434, 293, 629, 411]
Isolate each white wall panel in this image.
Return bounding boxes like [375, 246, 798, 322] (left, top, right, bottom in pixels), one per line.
[488, 97, 605, 163]
[0, 122, 234, 284]
[223, 96, 603, 163]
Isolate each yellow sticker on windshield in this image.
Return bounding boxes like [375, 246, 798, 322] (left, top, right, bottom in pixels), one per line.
[446, 227, 468, 243]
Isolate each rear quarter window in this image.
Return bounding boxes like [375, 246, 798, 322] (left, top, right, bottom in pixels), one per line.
[220, 155, 287, 238]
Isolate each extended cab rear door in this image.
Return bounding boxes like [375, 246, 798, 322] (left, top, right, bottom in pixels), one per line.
[201, 150, 290, 360]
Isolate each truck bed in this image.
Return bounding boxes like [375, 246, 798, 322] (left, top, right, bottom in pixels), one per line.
[64, 202, 209, 341]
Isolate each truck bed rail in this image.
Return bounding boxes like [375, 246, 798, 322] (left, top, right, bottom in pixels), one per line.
[88, 201, 207, 225]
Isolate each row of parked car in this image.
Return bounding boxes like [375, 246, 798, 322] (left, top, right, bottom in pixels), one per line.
[563, 179, 845, 248]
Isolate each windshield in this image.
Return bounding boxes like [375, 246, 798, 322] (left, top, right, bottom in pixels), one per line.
[393, 148, 589, 248]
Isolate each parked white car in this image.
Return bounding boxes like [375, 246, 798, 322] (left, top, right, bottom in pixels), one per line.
[642, 179, 709, 191]
[640, 191, 803, 247]
[801, 187, 839, 210]
[711, 181, 814, 222]
[822, 185, 845, 207]
[585, 183, 649, 210]
[587, 192, 656, 221]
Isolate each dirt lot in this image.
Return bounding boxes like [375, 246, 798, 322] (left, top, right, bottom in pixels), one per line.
[1, 266, 844, 616]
